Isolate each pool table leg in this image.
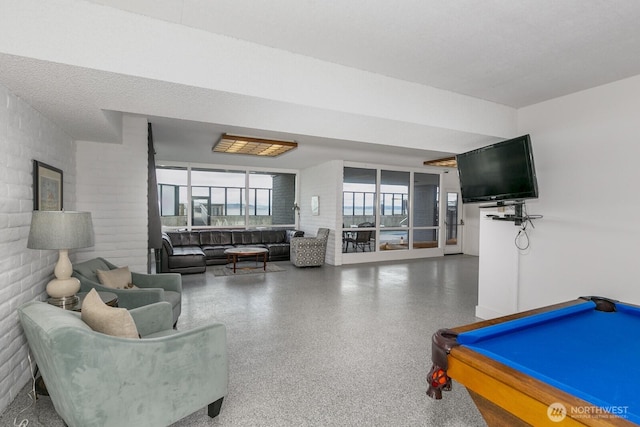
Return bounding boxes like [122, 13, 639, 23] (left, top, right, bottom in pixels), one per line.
[467, 390, 529, 427]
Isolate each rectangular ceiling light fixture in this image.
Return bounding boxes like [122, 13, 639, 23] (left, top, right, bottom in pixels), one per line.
[212, 134, 298, 157]
[423, 156, 457, 167]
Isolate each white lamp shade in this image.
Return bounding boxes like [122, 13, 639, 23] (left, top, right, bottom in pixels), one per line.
[27, 211, 94, 250]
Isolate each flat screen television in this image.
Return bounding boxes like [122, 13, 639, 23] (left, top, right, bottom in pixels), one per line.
[456, 134, 538, 204]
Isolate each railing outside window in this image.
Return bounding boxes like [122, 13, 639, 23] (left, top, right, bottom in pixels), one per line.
[342, 167, 440, 253]
[156, 167, 295, 229]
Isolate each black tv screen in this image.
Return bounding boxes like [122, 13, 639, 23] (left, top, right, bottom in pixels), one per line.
[456, 134, 538, 204]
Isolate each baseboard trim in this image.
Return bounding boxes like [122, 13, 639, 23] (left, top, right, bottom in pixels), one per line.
[475, 305, 511, 320]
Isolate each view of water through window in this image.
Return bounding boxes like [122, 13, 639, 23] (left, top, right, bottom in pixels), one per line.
[342, 167, 440, 253]
[157, 167, 295, 228]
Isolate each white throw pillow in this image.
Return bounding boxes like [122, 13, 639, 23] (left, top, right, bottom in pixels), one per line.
[81, 288, 139, 339]
[96, 267, 139, 289]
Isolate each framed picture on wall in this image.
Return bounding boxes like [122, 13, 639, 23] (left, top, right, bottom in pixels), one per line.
[33, 160, 63, 211]
[311, 195, 319, 216]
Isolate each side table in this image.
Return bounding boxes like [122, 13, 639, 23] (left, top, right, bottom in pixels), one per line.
[47, 291, 118, 311]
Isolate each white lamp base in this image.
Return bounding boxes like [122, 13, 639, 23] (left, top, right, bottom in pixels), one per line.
[46, 277, 81, 299]
[46, 249, 81, 299]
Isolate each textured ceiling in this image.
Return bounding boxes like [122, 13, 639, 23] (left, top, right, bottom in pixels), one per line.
[2, 0, 640, 169]
[92, 0, 640, 108]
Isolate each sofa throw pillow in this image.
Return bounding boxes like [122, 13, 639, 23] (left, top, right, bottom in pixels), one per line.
[96, 267, 139, 289]
[81, 289, 139, 339]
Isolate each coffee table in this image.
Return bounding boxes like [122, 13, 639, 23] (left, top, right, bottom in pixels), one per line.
[224, 247, 269, 273]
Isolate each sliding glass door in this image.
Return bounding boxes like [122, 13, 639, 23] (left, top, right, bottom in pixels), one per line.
[342, 166, 441, 255]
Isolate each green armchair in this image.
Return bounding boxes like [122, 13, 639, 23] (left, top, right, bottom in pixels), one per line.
[18, 300, 228, 427]
[72, 257, 182, 326]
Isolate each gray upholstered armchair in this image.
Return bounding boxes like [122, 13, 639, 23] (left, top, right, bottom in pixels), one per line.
[290, 228, 330, 267]
[18, 300, 228, 427]
[72, 257, 182, 326]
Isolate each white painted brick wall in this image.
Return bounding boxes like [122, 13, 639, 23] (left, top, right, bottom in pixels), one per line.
[75, 115, 148, 272]
[299, 160, 342, 265]
[0, 83, 76, 413]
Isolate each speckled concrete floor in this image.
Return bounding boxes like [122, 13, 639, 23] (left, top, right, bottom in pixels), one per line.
[2, 255, 486, 426]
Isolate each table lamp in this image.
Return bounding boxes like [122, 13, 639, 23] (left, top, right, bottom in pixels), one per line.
[27, 211, 95, 308]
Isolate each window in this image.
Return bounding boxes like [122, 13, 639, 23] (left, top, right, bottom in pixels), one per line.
[342, 167, 377, 253]
[446, 192, 459, 245]
[249, 172, 296, 226]
[192, 169, 246, 226]
[157, 167, 188, 228]
[156, 166, 296, 229]
[412, 172, 439, 249]
[379, 170, 409, 251]
[342, 167, 376, 226]
[342, 167, 440, 254]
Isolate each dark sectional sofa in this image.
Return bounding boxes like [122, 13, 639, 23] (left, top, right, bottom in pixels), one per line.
[160, 229, 303, 274]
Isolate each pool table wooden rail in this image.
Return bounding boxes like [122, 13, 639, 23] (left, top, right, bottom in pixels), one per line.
[438, 298, 636, 426]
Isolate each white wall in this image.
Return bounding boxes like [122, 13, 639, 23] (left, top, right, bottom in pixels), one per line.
[0, 83, 76, 412]
[516, 74, 640, 309]
[476, 74, 640, 316]
[298, 161, 342, 265]
[476, 212, 521, 318]
[0, 101, 150, 414]
[75, 115, 149, 272]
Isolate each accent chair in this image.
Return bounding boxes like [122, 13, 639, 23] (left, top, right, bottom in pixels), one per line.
[72, 257, 182, 326]
[18, 300, 228, 427]
[290, 228, 330, 267]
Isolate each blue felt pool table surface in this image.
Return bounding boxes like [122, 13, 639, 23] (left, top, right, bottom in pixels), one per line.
[457, 300, 640, 424]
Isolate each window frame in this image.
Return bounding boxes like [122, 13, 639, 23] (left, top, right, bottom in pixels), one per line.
[156, 162, 298, 230]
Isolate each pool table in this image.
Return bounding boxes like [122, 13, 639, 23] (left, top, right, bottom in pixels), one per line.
[426, 297, 640, 426]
